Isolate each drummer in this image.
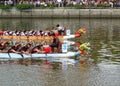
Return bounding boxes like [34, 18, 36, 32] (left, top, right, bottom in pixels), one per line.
[56, 24, 66, 35]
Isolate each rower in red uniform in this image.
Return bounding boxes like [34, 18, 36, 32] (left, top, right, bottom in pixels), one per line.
[0, 41, 9, 53]
[8, 43, 21, 53]
[31, 44, 45, 54]
[49, 33, 60, 53]
[19, 43, 31, 54]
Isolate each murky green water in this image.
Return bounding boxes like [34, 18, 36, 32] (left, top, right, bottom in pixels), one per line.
[0, 19, 120, 86]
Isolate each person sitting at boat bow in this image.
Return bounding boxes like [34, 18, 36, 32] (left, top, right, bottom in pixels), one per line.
[19, 43, 32, 54]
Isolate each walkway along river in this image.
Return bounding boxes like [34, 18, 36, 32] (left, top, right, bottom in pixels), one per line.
[0, 8, 120, 18]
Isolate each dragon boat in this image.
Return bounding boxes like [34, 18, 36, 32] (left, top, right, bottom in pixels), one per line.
[0, 27, 89, 63]
[0, 43, 90, 62]
[0, 28, 86, 42]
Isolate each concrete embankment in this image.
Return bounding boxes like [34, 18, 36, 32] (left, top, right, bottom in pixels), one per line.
[0, 8, 120, 18]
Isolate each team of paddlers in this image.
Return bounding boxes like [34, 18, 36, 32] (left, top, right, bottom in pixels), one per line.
[0, 32, 61, 54]
[0, 24, 67, 54]
[0, 24, 66, 36]
[0, 25, 87, 55]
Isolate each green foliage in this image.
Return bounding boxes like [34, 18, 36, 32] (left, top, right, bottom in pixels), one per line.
[0, 3, 110, 10]
[37, 4, 56, 9]
[39, 4, 45, 9]
[16, 4, 34, 10]
[74, 4, 85, 9]
[97, 3, 108, 8]
[66, 4, 74, 7]
[89, 5, 97, 9]
[48, 4, 55, 9]
[0, 5, 11, 10]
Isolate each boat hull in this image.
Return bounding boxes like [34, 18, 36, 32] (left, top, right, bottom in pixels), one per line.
[0, 52, 79, 59]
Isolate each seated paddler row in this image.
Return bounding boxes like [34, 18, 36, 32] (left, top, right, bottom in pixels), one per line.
[0, 24, 66, 36]
[0, 33, 61, 54]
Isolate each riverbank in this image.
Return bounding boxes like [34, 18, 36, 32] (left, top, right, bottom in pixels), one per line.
[0, 8, 120, 18]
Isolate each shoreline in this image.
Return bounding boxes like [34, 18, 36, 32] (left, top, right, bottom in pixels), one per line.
[0, 8, 120, 18]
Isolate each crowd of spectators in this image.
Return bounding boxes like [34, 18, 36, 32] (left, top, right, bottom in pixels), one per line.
[0, 0, 120, 8]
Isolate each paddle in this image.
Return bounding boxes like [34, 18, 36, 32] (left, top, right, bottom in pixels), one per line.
[19, 52, 33, 66]
[7, 51, 22, 64]
[45, 53, 48, 64]
[16, 52, 33, 65]
[8, 50, 25, 65]
[29, 53, 33, 65]
[7, 52, 12, 64]
[18, 53, 30, 66]
[19, 52, 24, 59]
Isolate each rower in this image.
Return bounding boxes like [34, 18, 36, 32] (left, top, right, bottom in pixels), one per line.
[0, 41, 10, 53]
[30, 44, 45, 54]
[19, 43, 32, 54]
[49, 33, 60, 53]
[8, 43, 21, 53]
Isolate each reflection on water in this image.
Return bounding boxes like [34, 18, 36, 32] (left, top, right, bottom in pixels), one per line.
[0, 19, 120, 86]
[0, 63, 120, 86]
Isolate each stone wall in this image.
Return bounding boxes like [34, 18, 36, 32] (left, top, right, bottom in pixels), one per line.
[0, 8, 120, 18]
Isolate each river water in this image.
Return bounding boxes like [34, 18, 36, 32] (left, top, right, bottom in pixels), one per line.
[0, 19, 120, 86]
